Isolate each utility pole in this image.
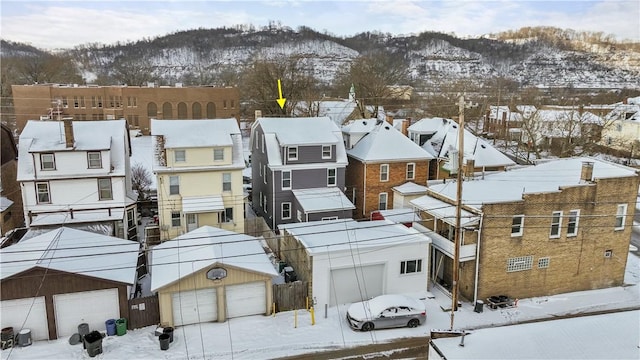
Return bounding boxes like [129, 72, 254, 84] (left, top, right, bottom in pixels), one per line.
[450, 95, 464, 330]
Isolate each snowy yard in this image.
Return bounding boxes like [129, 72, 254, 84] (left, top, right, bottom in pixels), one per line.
[2, 253, 638, 360]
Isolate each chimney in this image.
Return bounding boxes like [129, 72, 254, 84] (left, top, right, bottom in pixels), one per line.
[386, 115, 394, 125]
[255, 110, 262, 120]
[465, 159, 475, 178]
[63, 118, 75, 148]
[580, 161, 594, 182]
[401, 119, 409, 137]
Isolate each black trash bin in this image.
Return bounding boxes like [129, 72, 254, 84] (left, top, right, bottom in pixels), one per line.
[159, 334, 170, 351]
[474, 300, 484, 313]
[83, 331, 103, 358]
[163, 327, 174, 343]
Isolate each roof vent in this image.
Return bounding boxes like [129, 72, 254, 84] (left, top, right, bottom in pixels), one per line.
[385, 126, 390, 130]
[480, 144, 486, 149]
[452, 124, 458, 129]
[362, 121, 367, 125]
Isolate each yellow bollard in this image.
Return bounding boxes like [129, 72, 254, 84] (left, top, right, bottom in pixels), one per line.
[272, 302, 276, 317]
[310, 307, 315, 326]
[294, 310, 298, 328]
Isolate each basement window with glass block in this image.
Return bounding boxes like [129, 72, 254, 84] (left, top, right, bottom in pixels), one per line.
[506, 255, 533, 272]
[538, 257, 550, 269]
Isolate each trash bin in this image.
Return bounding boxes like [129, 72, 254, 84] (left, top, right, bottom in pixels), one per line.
[159, 334, 170, 351]
[105, 319, 116, 336]
[83, 331, 103, 357]
[474, 300, 484, 313]
[1, 327, 14, 350]
[78, 323, 90, 349]
[17, 329, 32, 347]
[163, 327, 174, 343]
[115, 318, 127, 336]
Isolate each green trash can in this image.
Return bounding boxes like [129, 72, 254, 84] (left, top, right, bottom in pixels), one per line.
[115, 318, 127, 336]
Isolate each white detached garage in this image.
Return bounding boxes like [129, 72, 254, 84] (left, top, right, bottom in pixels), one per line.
[279, 219, 431, 308]
[151, 226, 278, 327]
[0, 228, 139, 340]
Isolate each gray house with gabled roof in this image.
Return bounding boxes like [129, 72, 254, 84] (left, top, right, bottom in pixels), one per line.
[250, 117, 354, 229]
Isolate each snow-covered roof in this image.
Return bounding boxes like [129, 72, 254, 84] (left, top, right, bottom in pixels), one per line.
[17, 120, 129, 181]
[152, 119, 245, 172]
[0, 227, 138, 284]
[279, 219, 430, 255]
[535, 109, 602, 125]
[423, 157, 638, 211]
[604, 103, 640, 122]
[292, 188, 355, 213]
[410, 195, 480, 227]
[430, 311, 639, 359]
[341, 119, 378, 134]
[151, 119, 240, 148]
[295, 100, 386, 126]
[392, 182, 428, 195]
[257, 117, 340, 146]
[346, 122, 434, 162]
[411, 117, 515, 168]
[150, 226, 278, 291]
[375, 208, 420, 224]
[347, 294, 425, 320]
[258, 117, 348, 167]
[0, 197, 14, 212]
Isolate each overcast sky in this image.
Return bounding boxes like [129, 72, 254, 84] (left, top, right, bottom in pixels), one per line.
[2, 0, 639, 50]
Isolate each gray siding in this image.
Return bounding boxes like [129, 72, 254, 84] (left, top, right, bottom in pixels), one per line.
[281, 144, 336, 165]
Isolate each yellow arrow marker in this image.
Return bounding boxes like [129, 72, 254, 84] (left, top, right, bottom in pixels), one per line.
[276, 79, 287, 109]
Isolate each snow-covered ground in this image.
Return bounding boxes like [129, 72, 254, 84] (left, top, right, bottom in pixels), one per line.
[2, 252, 638, 360]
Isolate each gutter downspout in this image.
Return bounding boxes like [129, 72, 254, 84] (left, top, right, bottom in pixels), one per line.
[272, 166, 276, 230]
[363, 163, 367, 218]
[473, 213, 484, 304]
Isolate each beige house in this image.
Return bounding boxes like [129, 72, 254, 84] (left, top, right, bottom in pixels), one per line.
[152, 119, 245, 241]
[150, 226, 278, 327]
[411, 157, 639, 303]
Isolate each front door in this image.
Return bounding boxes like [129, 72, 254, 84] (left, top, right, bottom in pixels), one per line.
[186, 213, 198, 232]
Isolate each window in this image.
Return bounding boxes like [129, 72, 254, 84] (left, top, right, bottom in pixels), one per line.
[321, 216, 338, 221]
[378, 193, 388, 210]
[567, 209, 580, 237]
[288, 147, 298, 161]
[91, 96, 97, 108]
[169, 176, 179, 195]
[222, 173, 231, 191]
[40, 153, 55, 170]
[615, 204, 627, 230]
[259, 162, 263, 176]
[87, 152, 102, 169]
[259, 191, 263, 208]
[406, 163, 415, 180]
[221, 207, 233, 222]
[282, 202, 291, 219]
[171, 212, 181, 227]
[174, 150, 186, 162]
[214, 148, 224, 161]
[263, 165, 267, 184]
[282, 171, 291, 190]
[98, 178, 113, 200]
[322, 145, 331, 159]
[400, 259, 422, 274]
[511, 215, 524, 237]
[97, 96, 103, 108]
[231, 100, 235, 109]
[80, 96, 85, 108]
[604, 249, 612, 258]
[327, 168, 336, 186]
[380, 164, 389, 182]
[538, 257, 550, 269]
[36, 182, 50, 203]
[223, 100, 227, 109]
[74, 96, 79, 108]
[506, 255, 533, 272]
[263, 195, 267, 211]
[62, 97, 68, 108]
[261, 135, 265, 153]
[127, 208, 136, 229]
[550, 211, 562, 238]
[296, 209, 302, 222]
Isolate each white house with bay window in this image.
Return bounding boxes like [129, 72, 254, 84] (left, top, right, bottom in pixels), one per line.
[278, 218, 431, 309]
[152, 119, 245, 241]
[17, 119, 138, 240]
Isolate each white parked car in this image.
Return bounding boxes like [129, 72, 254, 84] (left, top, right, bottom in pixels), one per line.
[346, 294, 427, 331]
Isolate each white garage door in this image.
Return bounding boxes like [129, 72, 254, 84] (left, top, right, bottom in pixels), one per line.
[225, 282, 266, 319]
[172, 288, 217, 326]
[329, 264, 385, 306]
[0, 297, 49, 341]
[54, 288, 120, 338]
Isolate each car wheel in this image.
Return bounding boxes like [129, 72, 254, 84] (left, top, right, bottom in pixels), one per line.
[361, 322, 374, 331]
[407, 319, 419, 328]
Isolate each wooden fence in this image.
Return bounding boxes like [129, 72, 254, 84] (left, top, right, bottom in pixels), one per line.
[128, 295, 160, 329]
[273, 281, 308, 312]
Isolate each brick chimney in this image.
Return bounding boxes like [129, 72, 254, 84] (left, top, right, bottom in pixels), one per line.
[386, 115, 394, 125]
[63, 118, 75, 148]
[465, 159, 475, 178]
[580, 161, 594, 183]
[401, 119, 409, 137]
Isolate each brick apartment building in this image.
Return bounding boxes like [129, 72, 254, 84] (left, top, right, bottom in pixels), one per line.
[411, 158, 639, 302]
[12, 83, 240, 134]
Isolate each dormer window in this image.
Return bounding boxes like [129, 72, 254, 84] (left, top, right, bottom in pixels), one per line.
[87, 152, 102, 169]
[322, 145, 331, 159]
[40, 153, 55, 170]
[213, 148, 224, 161]
[175, 150, 186, 162]
[288, 147, 298, 161]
